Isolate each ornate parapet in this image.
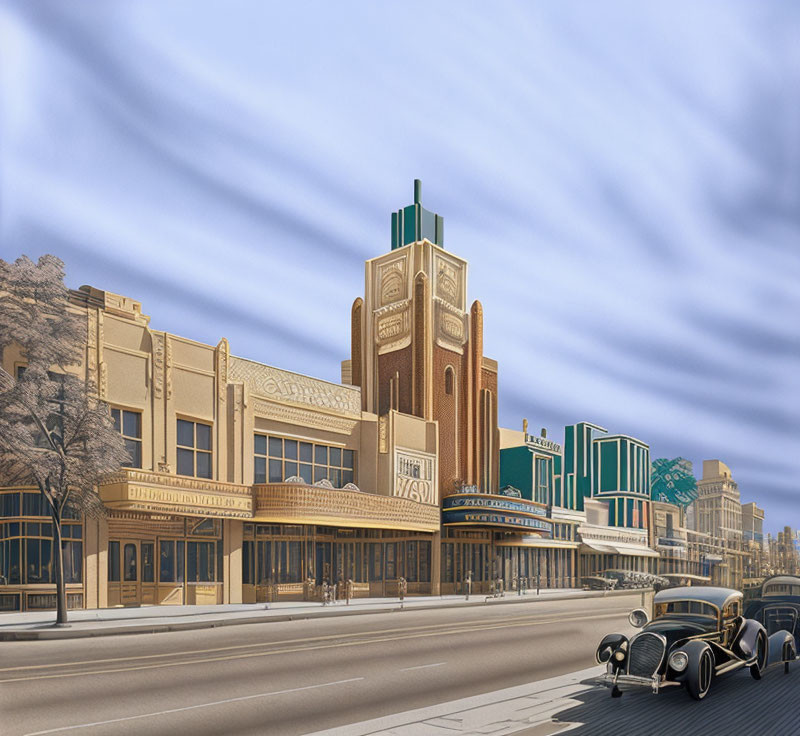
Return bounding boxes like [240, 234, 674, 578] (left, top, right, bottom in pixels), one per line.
[99, 469, 252, 519]
[253, 483, 440, 533]
[229, 356, 361, 416]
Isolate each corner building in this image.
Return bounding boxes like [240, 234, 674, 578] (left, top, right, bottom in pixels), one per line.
[1, 182, 567, 612]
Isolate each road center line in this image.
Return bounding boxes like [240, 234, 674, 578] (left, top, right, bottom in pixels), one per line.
[399, 662, 446, 671]
[23, 677, 365, 736]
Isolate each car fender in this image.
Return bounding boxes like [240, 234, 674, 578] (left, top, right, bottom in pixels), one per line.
[732, 618, 767, 661]
[671, 639, 713, 684]
[596, 633, 628, 665]
[768, 630, 796, 666]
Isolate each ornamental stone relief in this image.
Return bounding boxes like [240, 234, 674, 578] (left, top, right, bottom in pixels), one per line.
[229, 356, 361, 416]
[152, 333, 165, 400]
[374, 301, 411, 354]
[251, 399, 359, 435]
[434, 255, 463, 308]
[216, 338, 229, 401]
[377, 256, 408, 307]
[394, 449, 437, 505]
[434, 297, 467, 353]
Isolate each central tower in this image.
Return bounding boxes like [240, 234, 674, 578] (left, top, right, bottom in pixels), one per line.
[346, 181, 499, 501]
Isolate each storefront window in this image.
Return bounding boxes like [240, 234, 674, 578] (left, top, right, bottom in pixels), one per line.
[141, 543, 155, 583]
[108, 541, 120, 582]
[159, 540, 185, 583]
[187, 541, 216, 582]
[123, 544, 137, 582]
[0, 537, 21, 585]
[243, 541, 255, 585]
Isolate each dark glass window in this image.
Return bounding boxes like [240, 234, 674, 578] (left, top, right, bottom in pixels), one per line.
[176, 420, 213, 478]
[254, 456, 267, 484]
[111, 408, 142, 468]
[23, 493, 48, 518]
[1, 492, 20, 517]
[160, 540, 175, 582]
[243, 541, 255, 585]
[108, 541, 120, 582]
[187, 541, 216, 582]
[255, 435, 357, 488]
[63, 542, 83, 584]
[25, 538, 52, 583]
[0, 538, 22, 585]
[254, 435, 267, 457]
[123, 543, 137, 581]
[141, 543, 155, 583]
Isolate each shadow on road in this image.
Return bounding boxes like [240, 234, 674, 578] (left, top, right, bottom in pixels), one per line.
[551, 664, 800, 736]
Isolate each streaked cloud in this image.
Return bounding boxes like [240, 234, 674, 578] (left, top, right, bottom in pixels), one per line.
[1, 1, 797, 532]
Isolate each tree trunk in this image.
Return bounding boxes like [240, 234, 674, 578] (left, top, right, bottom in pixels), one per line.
[51, 509, 67, 625]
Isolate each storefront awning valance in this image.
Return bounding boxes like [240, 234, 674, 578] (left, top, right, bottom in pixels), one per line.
[581, 539, 659, 558]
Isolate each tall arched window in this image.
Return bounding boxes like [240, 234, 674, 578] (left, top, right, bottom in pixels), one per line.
[444, 366, 454, 395]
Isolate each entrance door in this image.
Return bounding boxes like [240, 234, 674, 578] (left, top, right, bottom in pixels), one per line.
[140, 541, 156, 604]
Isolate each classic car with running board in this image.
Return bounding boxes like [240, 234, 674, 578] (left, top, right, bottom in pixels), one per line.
[594, 586, 795, 700]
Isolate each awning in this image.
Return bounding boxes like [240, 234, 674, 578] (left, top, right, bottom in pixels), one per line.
[581, 541, 617, 554]
[581, 540, 660, 558]
[496, 537, 580, 549]
[611, 541, 660, 558]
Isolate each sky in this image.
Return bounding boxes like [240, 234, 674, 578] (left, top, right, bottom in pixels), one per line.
[1, 1, 798, 533]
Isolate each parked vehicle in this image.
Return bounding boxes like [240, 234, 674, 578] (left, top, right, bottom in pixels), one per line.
[582, 575, 617, 591]
[744, 575, 800, 671]
[594, 586, 794, 701]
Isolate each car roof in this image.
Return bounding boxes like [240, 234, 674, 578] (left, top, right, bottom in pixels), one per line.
[763, 575, 800, 587]
[654, 586, 742, 610]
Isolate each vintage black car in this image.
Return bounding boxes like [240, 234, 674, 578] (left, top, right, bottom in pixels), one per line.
[744, 575, 800, 668]
[595, 586, 794, 700]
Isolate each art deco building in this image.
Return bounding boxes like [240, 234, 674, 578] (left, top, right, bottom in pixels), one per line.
[1, 181, 573, 612]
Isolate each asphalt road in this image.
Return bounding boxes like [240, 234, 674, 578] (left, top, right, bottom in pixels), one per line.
[0, 594, 640, 736]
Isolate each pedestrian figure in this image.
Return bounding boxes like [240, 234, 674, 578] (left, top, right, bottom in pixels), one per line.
[322, 579, 332, 606]
[346, 578, 354, 605]
[465, 570, 472, 601]
[398, 576, 407, 609]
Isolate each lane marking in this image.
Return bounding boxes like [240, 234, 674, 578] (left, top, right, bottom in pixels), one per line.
[23, 677, 365, 735]
[0, 611, 627, 683]
[399, 662, 446, 671]
[0, 606, 632, 673]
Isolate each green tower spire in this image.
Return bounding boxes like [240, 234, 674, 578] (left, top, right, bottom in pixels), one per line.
[391, 179, 444, 250]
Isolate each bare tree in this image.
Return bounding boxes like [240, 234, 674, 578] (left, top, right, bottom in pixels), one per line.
[0, 255, 128, 624]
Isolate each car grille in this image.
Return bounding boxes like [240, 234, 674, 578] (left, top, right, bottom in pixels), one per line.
[628, 633, 665, 678]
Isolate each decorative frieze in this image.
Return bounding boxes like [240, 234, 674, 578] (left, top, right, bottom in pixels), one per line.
[253, 483, 439, 532]
[251, 399, 359, 434]
[229, 357, 361, 416]
[216, 338, 229, 401]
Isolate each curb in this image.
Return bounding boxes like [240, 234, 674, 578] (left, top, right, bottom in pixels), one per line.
[0, 587, 650, 641]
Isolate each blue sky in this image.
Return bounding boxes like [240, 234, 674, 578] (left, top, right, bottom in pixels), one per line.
[1, 2, 798, 533]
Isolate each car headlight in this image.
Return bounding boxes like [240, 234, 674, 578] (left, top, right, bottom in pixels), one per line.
[614, 649, 626, 662]
[669, 652, 689, 672]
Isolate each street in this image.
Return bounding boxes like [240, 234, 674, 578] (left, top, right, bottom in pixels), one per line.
[0, 595, 639, 736]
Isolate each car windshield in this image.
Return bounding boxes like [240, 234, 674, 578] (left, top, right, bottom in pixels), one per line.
[764, 583, 800, 597]
[656, 600, 718, 619]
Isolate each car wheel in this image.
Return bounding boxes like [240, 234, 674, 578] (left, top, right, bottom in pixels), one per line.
[686, 647, 714, 701]
[750, 631, 768, 680]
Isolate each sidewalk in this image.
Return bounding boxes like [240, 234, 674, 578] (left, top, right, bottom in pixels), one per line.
[0, 587, 648, 641]
[304, 666, 604, 736]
